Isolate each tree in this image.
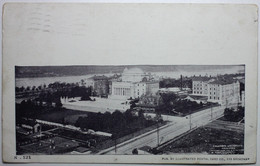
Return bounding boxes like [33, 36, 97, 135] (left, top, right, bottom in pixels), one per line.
[20, 86, 25, 92]
[55, 101, 62, 109]
[132, 148, 138, 155]
[38, 85, 42, 91]
[26, 86, 31, 91]
[32, 86, 36, 91]
[224, 108, 235, 121]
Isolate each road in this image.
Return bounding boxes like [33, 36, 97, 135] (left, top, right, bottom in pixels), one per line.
[98, 105, 225, 155]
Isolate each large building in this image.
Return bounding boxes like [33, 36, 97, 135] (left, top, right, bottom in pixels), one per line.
[85, 75, 109, 97]
[192, 76, 240, 106]
[110, 68, 159, 100]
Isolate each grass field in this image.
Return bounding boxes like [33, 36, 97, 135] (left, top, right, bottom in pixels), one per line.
[18, 136, 80, 155]
[36, 109, 89, 125]
[160, 126, 244, 154]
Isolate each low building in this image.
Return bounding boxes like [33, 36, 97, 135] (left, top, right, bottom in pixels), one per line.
[19, 119, 41, 134]
[158, 87, 190, 95]
[135, 94, 160, 112]
[184, 95, 208, 104]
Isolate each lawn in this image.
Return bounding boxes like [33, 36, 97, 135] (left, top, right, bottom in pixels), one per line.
[18, 136, 80, 155]
[160, 127, 244, 154]
[36, 109, 89, 125]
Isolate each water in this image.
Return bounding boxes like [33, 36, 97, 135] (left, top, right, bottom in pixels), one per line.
[16, 74, 95, 88]
[153, 69, 243, 79]
[15, 68, 243, 88]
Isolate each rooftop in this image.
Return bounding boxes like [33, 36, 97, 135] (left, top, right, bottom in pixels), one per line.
[208, 79, 236, 85]
[191, 76, 212, 82]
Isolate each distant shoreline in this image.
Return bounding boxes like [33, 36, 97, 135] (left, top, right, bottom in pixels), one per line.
[15, 65, 244, 79]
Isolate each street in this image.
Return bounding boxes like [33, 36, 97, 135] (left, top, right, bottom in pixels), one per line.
[98, 106, 225, 154]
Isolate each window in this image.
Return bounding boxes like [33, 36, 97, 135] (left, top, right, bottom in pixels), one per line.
[210, 96, 211, 99]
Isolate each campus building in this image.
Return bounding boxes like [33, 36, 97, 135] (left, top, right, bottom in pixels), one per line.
[85, 75, 109, 97]
[110, 68, 159, 100]
[191, 76, 240, 106]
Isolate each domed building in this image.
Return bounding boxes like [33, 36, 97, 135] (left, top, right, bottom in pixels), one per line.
[122, 68, 147, 82]
[110, 67, 159, 100]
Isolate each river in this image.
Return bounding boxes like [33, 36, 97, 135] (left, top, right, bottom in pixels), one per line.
[15, 68, 243, 88]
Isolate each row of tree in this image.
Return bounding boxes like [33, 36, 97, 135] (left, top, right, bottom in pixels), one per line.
[155, 93, 210, 116]
[159, 78, 192, 89]
[34, 82, 92, 105]
[75, 109, 158, 138]
[224, 106, 245, 122]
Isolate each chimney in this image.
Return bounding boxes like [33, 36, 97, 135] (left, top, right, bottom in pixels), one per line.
[180, 75, 183, 90]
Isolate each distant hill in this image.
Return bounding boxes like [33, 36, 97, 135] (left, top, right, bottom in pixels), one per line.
[15, 65, 244, 78]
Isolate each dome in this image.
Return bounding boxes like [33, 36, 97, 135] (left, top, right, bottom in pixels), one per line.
[123, 67, 144, 75]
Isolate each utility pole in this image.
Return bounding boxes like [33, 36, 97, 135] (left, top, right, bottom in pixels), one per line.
[189, 110, 192, 130]
[157, 120, 159, 147]
[155, 110, 161, 147]
[225, 98, 228, 109]
[114, 138, 117, 154]
[211, 104, 213, 120]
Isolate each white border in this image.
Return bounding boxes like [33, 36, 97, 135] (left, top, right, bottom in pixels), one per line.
[1, 1, 259, 166]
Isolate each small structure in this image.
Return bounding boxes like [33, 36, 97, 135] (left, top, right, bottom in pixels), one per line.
[158, 87, 190, 95]
[136, 146, 153, 155]
[20, 119, 41, 134]
[184, 95, 208, 104]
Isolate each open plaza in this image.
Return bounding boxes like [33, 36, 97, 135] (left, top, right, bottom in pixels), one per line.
[61, 97, 131, 113]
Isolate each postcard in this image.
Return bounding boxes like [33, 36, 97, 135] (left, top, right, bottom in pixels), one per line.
[2, 3, 258, 164]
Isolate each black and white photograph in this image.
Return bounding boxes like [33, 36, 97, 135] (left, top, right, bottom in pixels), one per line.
[2, 3, 257, 164]
[15, 65, 245, 155]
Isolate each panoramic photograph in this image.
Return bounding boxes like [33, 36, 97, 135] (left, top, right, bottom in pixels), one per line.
[15, 65, 245, 155]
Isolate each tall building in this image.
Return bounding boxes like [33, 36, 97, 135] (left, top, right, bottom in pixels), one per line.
[192, 76, 240, 106]
[110, 68, 159, 100]
[192, 76, 211, 96]
[207, 79, 240, 106]
[85, 75, 109, 97]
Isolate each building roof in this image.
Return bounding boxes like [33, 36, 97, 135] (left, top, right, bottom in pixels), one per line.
[139, 146, 151, 152]
[187, 95, 208, 100]
[123, 67, 144, 75]
[20, 118, 37, 127]
[208, 79, 236, 85]
[191, 76, 212, 82]
[239, 79, 245, 84]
